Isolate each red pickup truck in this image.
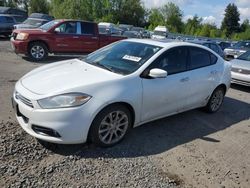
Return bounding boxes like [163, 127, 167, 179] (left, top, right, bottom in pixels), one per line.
[11, 20, 126, 61]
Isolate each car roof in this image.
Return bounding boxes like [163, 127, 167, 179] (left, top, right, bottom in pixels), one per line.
[0, 14, 15, 17]
[124, 39, 214, 49]
[29, 13, 53, 20]
[189, 40, 218, 45]
[53, 19, 96, 24]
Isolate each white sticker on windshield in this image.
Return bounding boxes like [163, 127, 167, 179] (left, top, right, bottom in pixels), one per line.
[122, 55, 142, 62]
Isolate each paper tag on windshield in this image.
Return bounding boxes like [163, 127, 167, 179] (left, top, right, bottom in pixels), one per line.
[122, 55, 141, 62]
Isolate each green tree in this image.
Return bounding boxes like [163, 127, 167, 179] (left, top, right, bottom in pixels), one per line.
[148, 8, 164, 30]
[161, 2, 183, 33]
[29, 0, 49, 14]
[240, 19, 250, 32]
[111, 0, 146, 26]
[221, 3, 240, 37]
[50, 0, 94, 20]
[184, 15, 202, 35]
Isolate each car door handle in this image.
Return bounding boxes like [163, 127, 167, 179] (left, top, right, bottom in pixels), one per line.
[73, 36, 79, 39]
[180, 77, 189, 82]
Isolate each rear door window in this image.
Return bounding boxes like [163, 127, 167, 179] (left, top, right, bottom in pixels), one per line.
[189, 47, 211, 70]
[81, 22, 95, 35]
[210, 53, 218, 64]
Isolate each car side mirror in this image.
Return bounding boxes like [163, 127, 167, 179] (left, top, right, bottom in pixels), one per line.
[148, 68, 167, 78]
[54, 27, 60, 33]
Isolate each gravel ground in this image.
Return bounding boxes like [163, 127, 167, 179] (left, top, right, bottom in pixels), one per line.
[0, 38, 250, 188]
[0, 121, 179, 188]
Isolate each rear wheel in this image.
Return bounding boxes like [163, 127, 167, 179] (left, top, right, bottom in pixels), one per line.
[205, 87, 225, 113]
[28, 42, 48, 61]
[89, 105, 132, 147]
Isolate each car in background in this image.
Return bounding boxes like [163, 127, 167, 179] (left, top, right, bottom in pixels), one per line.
[217, 41, 232, 50]
[230, 51, 250, 86]
[14, 13, 54, 29]
[11, 20, 126, 61]
[190, 40, 225, 58]
[0, 6, 27, 23]
[131, 27, 144, 37]
[13, 39, 231, 147]
[118, 24, 133, 32]
[122, 30, 141, 38]
[0, 14, 16, 37]
[224, 41, 250, 59]
[142, 30, 151, 38]
[151, 26, 168, 39]
[98, 22, 122, 35]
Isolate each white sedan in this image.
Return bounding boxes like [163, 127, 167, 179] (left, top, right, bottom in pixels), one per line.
[13, 39, 231, 147]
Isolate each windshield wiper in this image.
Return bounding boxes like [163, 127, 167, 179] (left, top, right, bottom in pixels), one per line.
[92, 62, 115, 72]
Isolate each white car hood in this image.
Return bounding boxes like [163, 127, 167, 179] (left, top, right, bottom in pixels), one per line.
[20, 59, 121, 95]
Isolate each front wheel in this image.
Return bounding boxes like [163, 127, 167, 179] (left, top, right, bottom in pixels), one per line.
[28, 42, 48, 61]
[205, 87, 225, 113]
[89, 105, 132, 147]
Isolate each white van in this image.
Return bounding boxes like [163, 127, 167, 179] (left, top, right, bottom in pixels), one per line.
[151, 26, 168, 39]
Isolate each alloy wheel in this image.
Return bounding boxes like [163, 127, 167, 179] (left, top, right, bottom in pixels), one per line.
[210, 89, 224, 112]
[30, 45, 45, 59]
[98, 110, 129, 145]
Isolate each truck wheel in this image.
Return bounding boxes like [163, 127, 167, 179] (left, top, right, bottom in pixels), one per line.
[28, 42, 48, 61]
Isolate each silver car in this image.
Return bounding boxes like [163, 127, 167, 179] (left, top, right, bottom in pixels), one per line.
[231, 51, 250, 86]
[224, 41, 250, 59]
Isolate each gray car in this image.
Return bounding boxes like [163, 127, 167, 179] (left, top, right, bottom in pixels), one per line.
[224, 41, 250, 59]
[231, 51, 250, 87]
[14, 13, 54, 29]
[190, 40, 225, 58]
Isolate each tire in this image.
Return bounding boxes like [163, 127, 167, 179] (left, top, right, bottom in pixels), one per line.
[89, 104, 132, 147]
[28, 42, 48, 61]
[205, 87, 225, 113]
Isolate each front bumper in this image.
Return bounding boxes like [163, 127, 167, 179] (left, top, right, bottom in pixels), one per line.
[12, 87, 103, 144]
[231, 72, 250, 87]
[11, 38, 29, 54]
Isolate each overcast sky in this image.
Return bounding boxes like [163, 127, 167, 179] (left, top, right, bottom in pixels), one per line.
[142, 0, 250, 27]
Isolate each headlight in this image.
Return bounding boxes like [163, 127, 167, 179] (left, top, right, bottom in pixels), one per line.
[38, 93, 91, 109]
[16, 33, 29, 40]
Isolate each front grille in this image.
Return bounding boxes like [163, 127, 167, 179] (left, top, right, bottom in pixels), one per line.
[231, 67, 250, 75]
[15, 92, 34, 108]
[232, 78, 250, 86]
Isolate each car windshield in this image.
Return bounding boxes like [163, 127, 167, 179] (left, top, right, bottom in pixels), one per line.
[154, 31, 167, 36]
[82, 41, 162, 75]
[237, 51, 250, 61]
[233, 41, 250, 49]
[40, 20, 59, 31]
[23, 18, 44, 26]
